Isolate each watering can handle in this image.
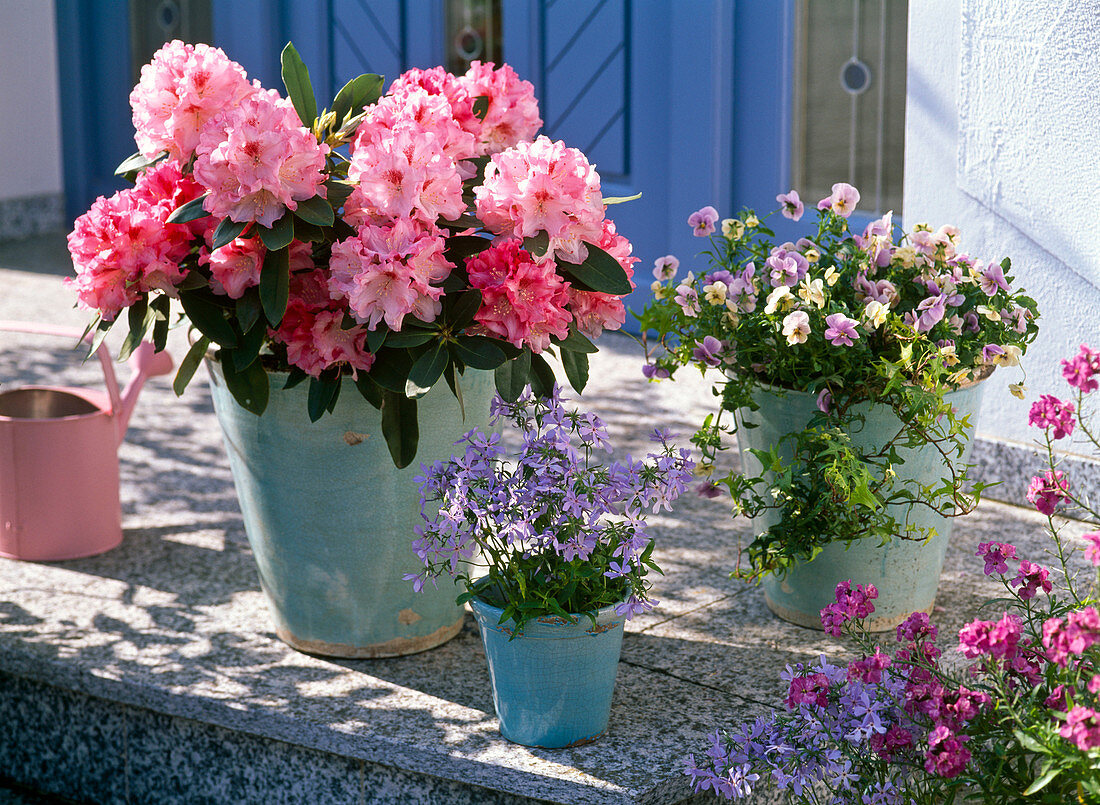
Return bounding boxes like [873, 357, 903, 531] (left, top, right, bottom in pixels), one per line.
[0, 320, 123, 415]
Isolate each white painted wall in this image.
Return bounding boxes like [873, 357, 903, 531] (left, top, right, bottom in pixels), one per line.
[0, 0, 63, 200]
[905, 0, 1100, 449]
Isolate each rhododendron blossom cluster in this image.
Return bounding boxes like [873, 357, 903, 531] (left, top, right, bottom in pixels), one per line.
[68, 41, 636, 463]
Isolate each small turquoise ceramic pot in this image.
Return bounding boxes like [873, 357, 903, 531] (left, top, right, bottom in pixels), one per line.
[469, 594, 626, 748]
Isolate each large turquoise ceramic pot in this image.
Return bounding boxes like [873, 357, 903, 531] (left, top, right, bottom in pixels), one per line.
[208, 361, 495, 658]
[469, 594, 625, 748]
[736, 380, 985, 631]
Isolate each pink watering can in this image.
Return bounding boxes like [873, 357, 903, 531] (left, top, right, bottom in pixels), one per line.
[0, 321, 173, 561]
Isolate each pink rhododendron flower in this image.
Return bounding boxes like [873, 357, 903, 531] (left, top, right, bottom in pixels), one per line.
[66, 160, 206, 320]
[130, 40, 254, 162]
[975, 541, 1017, 575]
[1062, 345, 1100, 392]
[457, 61, 542, 155]
[364, 84, 479, 165]
[816, 182, 860, 218]
[776, 190, 804, 221]
[193, 88, 329, 227]
[688, 206, 719, 237]
[1028, 394, 1075, 439]
[465, 238, 571, 352]
[567, 220, 636, 339]
[1026, 470, 1069, 516]
[346, 120, 465, 226]
[824, 313, 860, 346]
[328, 217, 453, 331]
[271, 268, 374, 377]
[474, 136, 605, 263]
[1061, 706, 1100, 751]
[200, 235, 265, 299]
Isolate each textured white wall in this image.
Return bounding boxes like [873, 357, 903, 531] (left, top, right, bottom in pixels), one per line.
[905, 0, 1100, 449]
[0, 0, 62, 200]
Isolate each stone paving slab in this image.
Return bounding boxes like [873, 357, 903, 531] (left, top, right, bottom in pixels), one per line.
[0, 266, 1093, 804]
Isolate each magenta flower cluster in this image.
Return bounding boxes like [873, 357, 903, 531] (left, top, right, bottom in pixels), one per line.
[408, 387, 694, 624]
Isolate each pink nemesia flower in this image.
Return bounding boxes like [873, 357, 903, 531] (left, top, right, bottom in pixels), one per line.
[688, 206, 719, 237]
[1062, 345, 1100, 393]
[130, 40, 255, 162]
[786, 672, 831, 710]
[1010, 560, 1052, 600]
[1026, 470, 1069, 516]
[958, 612, 1023, 660]
[1028, 395, 1075, 439]
[776, 190, 804, 221]
[1061, 706, 1100, 751]
[1083, 533, 1100, 567]
[824, 313, 860, 347]
[1043, 607, 1100, 667]
[817, 182, 860, 218]
[924, 725, 971, 778]
[976, 541, 1017, 575]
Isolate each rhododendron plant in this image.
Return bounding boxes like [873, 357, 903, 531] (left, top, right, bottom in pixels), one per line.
[408, 386, 694, 634]
[686, 346, 1100, 804]
[638, 189, 1039, 577]
[69, 41, 638, 467]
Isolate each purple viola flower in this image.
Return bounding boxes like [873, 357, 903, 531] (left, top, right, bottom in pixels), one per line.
[692, 335, 724, 367]
[915, 294, 947, 332]
[978, 262, 1010, 296]
[817, 182, 860, 218]
[816, 387, 833, 413]
[688, 205, 719, 237]
[980, 344, 1005, 364]
[824, 313, 860, 347]
[652, 254, 679, 281]
[776, 189, 804, 221]
[705, 269, 736, 287]
[641, 363, 670, 380]
[963, 310, 981, 333]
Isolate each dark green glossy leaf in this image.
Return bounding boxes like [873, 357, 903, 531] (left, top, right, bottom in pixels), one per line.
[381, 390, 418, 468]
[560, 348, 589, 393]
[119, 296, 151, 361]
[293, 195, 334, 226]
[406, 340, 449, 398]
[150, 294, 171, 352]
[257, 215, 294, 251]
[280, 41, 317, 126]
[114, 150, 166, 177]
[260, 247, 290, 326]
[283, 367, 308, 390]
[354, 372, 383, 408]
[179, 290, 237, 348]
[220, 356, 269, 415]
[366, 326, 388, 353]
[307, 373, 340, 422]
[324, 179, 354, 210]
[385, 329, 435, 348]
[554, 327, 597, 353]
[444, 289, 482, 331]
[235, 290, 263, 334]
[522, 232, 550, 259]
[440, 213, 481, 230]
[173, 336, 210, 396]
[471, 95, 489, 120]
[166, 194, 210, 224]
[231, 318, 266, 372]
[495, 350, 531, 401]
[292, 219, 325, 243]
[87, 318, 114, 361]
[212, 218, 249, 250]
[451, 336, 506, 370]
[529, 352, 557, 397]
[331, 73, 385, 123]
[443, 362, 466, 420]
[368, 348, 413, 393]
[176, 271, 209, 291]
[445, 235, 492, 264]
[559, 243, 632, 294]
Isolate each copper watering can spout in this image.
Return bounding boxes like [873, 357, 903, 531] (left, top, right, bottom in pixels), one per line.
[0, 320, 174, 561]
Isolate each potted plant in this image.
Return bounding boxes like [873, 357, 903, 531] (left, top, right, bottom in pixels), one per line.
[66, 40, 638, 657]
[638, 184, 1039, 629]
[408, 386, 695, 748]
[685, 344, 1100, 803]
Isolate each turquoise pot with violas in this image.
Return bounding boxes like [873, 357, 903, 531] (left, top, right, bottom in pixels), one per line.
[737, 379, 985, 632]
[469, 592, 626, 748]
